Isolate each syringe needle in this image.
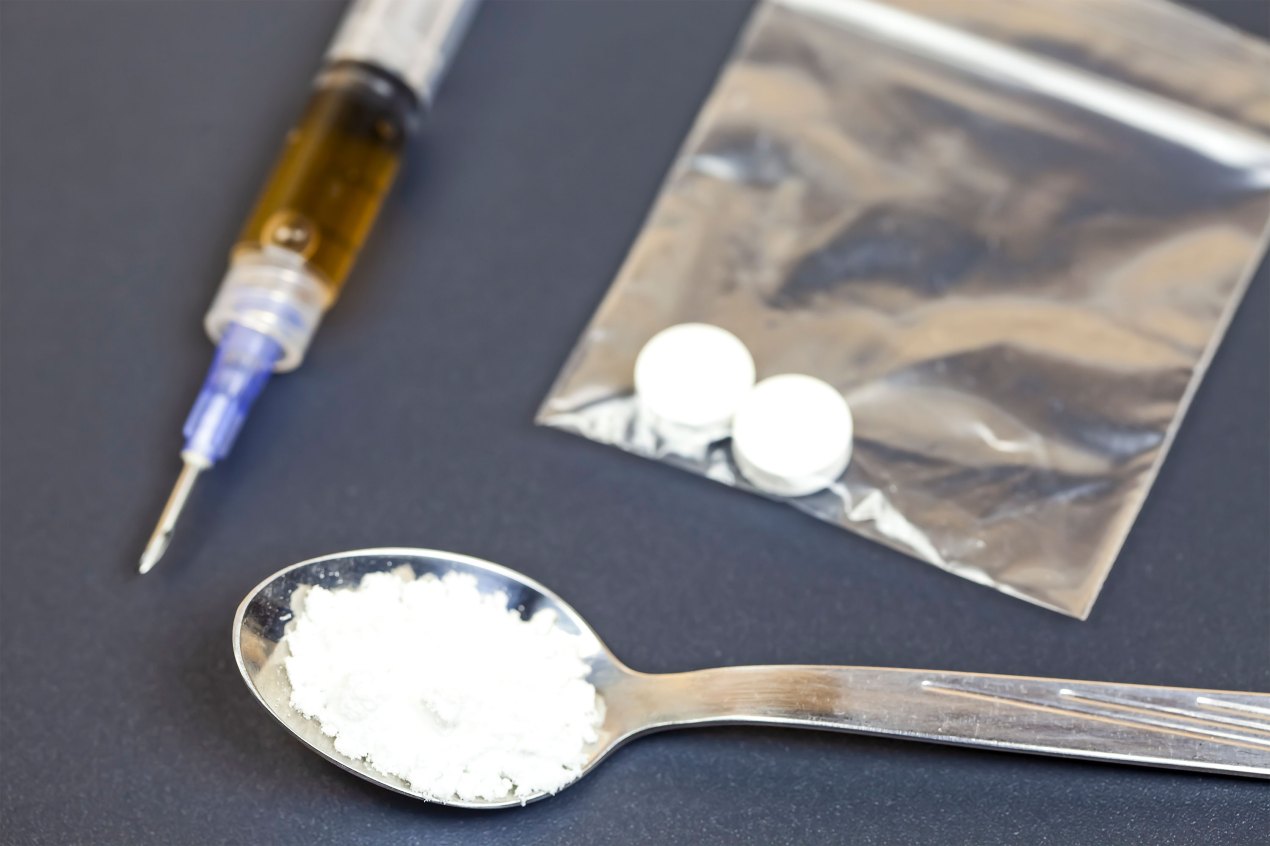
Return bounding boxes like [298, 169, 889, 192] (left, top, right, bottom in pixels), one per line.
[139, 459, 204, 574]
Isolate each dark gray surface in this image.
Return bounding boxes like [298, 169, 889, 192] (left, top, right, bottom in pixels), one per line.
[1, 1, 1267, 844]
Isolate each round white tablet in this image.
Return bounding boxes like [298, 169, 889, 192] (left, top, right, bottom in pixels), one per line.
[732, 374, 853, 497]
[634, 323, 756, 432]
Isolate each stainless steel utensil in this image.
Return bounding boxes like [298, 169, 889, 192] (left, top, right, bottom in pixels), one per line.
[233, 548, 1270, 808]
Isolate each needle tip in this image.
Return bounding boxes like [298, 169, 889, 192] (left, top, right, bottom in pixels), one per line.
[138, 535, 168, 574]
[139, 459, 204, 575]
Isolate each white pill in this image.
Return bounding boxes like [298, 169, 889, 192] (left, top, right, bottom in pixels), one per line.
[732, 374, 853, 497]
[634, 323, 756, 432]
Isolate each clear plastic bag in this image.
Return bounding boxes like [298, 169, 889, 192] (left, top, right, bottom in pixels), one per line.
[537, 0, 1270, 618]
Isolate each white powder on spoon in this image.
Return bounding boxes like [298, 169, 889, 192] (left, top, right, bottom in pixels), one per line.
[283, 570, 603, 803]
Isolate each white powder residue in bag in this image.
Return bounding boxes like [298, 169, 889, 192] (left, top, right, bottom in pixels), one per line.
[283, 570, 603, 802]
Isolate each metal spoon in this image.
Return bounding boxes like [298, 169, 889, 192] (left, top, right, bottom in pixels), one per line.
[233, 548, 1270, 808]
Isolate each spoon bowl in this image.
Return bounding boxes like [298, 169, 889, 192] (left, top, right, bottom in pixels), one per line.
[234, 548, 647, 808]
[234, 548, 1270, 809]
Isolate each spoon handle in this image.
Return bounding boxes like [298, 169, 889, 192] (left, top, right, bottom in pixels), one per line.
[637, 667, 1270, 777]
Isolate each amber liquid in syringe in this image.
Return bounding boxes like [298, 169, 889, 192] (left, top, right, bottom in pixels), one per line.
[237, 61, 418, 299]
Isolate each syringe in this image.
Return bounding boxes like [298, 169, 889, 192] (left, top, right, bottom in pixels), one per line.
[140, 0, 479, 573]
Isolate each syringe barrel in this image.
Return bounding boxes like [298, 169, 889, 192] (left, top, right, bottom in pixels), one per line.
[327, 0, 479, 108]
[205, 0, 479, 372]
